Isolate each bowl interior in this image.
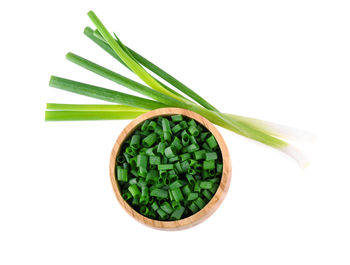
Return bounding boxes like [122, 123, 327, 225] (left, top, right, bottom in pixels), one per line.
[109, 108, 231, 230]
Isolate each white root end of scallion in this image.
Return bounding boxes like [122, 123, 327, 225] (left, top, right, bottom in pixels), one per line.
[251, 120, 316, 143]
[280, 145, 310, 168]
[227, 114, 316, 143]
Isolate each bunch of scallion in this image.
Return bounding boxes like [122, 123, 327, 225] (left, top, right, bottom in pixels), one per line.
[46, 11, 311, 168]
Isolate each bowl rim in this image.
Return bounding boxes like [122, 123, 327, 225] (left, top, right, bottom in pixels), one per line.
[109, 107, 231, 230]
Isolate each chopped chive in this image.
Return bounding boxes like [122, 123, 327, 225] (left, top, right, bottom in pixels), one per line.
[115, 116, 222, 220]
[203, 160, 215, 170]
[194, 181, 201, 193]
[142, 133, 158, 147]
[164, 146, 177, 158]
[186, 143, 200, 153]
[160, 201, 173, 215]
[170, 188, 184, 202]
[199, 181, 213, 190]
[169, 180, 184, 190]
[186, 174, 196, 186]
[170, 206, 185, 220]
[194, 150, 206, 160]
[171, 124, 182, 134]
[168, 156, 179, 163]
[187, 192, 199, 201]
[194, 197, 206, 209]
[188, 126, 199, 136]
[150, 188, 168, 199]
[128, 184, 141, 199]
[156, 142, 166, 155]
[122, 191, 132, 201]
[206, 135, 218, 149]
[202, 190, 213, 201]
[158, 164, 174, 171]
[216, 163, 223, 174]
[157, 208, 168, 220]
[205, 152, 218, 161]
[117, 166, 128, 182]
[188, 119, 197, 127]
[180, 153, 191, 161]
[147, 121, 157, 131]
[149, 156, 161, 165]
[171, 115, 183, 122]
[171, 136, 183, 151]
[188, 202, 199, 213]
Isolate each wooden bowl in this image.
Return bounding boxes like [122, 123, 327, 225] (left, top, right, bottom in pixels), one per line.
[110, 108, 231, 230]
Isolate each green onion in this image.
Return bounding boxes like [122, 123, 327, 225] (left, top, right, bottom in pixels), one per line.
[160, 202, 173, 215]
[156, 208, 168, 220]
[117, 166, 128, 182]
[130, 135, 141, 150]
[194, 150, 206, 160]
[149, 156, 161, 165]
[128, 184, 141, 199]
[194, 197, 206, 209]
[49, 76, 167, 110]
[142, 133, 158, 147]
[205, 152, 218, 161]
[87, 11, 185, 103]
[188, 126, 199, 136]
[199, 181, 213, 190]
[164, 146, 177, 158]
[113, 117, 222, 220]
[206, 135, 218, 149]
[187, 193, 199, 201]
[157, 164, 174, 171]
[188, 202, 199, 213]
[150, 188, 168, 199]
[47, 11, 311, 213]
[203, 160, 215, 170]
[170, 206, 185, 220]
[170, 188, 184, 202]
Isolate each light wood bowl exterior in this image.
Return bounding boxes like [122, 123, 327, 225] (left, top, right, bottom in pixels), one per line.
[110, 108, 231, 230]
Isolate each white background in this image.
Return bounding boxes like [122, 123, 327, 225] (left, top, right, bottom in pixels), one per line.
[1, 0, 350, 264]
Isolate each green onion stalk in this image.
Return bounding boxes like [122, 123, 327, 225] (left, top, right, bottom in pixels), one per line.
[46, 11, 313, 167]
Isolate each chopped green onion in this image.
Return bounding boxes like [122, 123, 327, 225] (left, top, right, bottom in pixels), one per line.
[169, 180, 184, 190]
[171, 115, 183, 122]
[188, 126, 199, 136]
[194, 197, 206, 209]
[187, 192, 199, 201]
[203, 160, 215, 170]
[164, 146, 177, 158]
[170, 206, 185, 220]
[206, 135, 218, 149]
[171, 124, 182, 134]
[157, 208, 168, 220]
[157, 164, 174, 171]
[188, 202, 199, 213]
[202, 190, 213, 201]
[186, 143, 200, 153]
[160, 201, 173, 215]
[128, 184, 141, 199]
[142, 133, 158, 147]
[149, 156, 161, 165]
[205, 152, 218, 161]
[137, 154, 148, 168]
[199, 181, 213, 190]
[170, 188, 184, 202]
[117, 166, 128, 182]
[180, 153, 191, 161]
[130, 135, 141, 149]
[140, 186, 149, 204]
[150, 188, 168, 199]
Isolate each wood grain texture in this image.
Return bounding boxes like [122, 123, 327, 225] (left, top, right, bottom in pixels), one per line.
[110, 108, 232, 230]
